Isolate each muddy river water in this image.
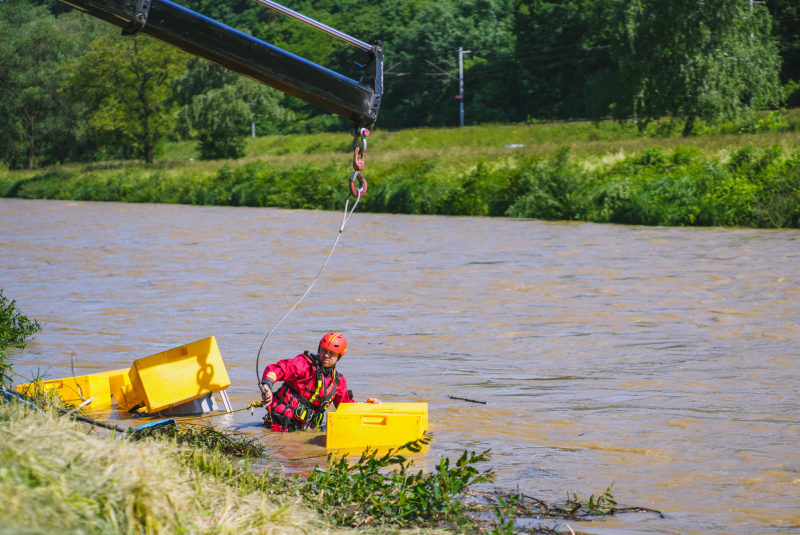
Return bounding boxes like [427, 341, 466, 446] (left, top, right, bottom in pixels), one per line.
[1, 198, 799, 534]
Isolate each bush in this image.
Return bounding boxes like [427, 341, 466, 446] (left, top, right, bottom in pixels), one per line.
[0, 289, 42, 381]
[506, 147, 587, 220]
[303, 437, 494, 526]
[3, 144, 800, 229]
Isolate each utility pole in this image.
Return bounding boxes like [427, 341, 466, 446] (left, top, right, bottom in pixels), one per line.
[458, 47, 471, 127]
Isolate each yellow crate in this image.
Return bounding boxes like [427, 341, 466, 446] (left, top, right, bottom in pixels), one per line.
[327, 402, 428, 449]
[109, 372, 141, 411]
[336, 402, 429, 418]
[16, 375, 112, 408]
[129, 336, 231, 413]
[93, 368, 130, 394]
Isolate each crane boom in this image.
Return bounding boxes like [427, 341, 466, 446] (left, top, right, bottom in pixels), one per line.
[58, 0, 384, 127]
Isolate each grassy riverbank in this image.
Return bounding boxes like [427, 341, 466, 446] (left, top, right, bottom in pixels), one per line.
[0, 399, 660, 535]
[0, 403, 361, 535]
[2, 114, 799, 228]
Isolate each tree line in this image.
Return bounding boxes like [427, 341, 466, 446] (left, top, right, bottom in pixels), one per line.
[1, 0, 798, 169]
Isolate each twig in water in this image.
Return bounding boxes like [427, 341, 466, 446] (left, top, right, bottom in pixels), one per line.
[449, 395, 488, 405]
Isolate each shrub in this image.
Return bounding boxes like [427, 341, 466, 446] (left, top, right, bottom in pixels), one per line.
[0, 289, 42, 382]
[506, 147, 588, 220]
[303, 437, 494, 526]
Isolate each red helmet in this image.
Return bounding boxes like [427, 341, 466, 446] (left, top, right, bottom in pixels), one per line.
[319, 332, 347, 356]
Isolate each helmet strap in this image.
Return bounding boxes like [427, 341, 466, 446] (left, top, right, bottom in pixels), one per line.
[306, 349, 335, 375]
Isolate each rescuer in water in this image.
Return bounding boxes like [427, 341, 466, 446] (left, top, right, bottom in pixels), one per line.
[260, 332, 381, 432]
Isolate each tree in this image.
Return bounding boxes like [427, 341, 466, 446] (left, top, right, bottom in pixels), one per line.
[767, 0, 800, 106]
[171, 56, 239, 108]
[512, 0, 622, 121]
[0, 2, 70, 169]
[63, 34, 188, 164]
[611, 0, 783, 136]
[178, 75, 293, 160]
[385, 0, 517, 127]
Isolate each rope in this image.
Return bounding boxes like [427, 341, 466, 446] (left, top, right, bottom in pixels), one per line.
[255, 187, 363, 384]
[168, 401, 264, 422]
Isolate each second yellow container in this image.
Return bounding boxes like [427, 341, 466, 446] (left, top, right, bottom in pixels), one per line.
[326, 402, 428, 449]
[129, 336, 231, 413]
[16, 375, 112, 407]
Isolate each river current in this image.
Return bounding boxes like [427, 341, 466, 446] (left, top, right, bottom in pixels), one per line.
[1, 198, 798, 534]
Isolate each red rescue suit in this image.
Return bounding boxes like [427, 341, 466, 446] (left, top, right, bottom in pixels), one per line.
[261, 351, 355, 432]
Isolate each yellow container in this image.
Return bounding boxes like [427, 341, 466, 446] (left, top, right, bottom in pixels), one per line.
[326, 402, 428, 449]
[109, 372, 141, 411]
[16, 375, 112, 407]
[129, 336, 231, 413]
[93, 368, 130, 394]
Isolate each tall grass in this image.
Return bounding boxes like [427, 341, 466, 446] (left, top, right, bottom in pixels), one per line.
[0, 403, 359, 535]
[2, 116, 799, 228]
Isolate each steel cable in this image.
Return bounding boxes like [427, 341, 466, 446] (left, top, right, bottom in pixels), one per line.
[255, 186, 363, 385]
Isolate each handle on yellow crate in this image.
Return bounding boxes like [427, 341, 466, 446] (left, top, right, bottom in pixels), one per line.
[361, 415, 387, 426]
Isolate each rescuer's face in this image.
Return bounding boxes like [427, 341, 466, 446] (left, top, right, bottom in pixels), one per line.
[319, 346, 341, 368]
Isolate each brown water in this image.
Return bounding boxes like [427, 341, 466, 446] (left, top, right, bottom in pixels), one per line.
[1, 198, 799, 534]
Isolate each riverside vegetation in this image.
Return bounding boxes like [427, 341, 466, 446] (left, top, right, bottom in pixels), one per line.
[0, 300, 660, 534]
[3, 0, 796, 168]
[0, 289, 41, 376]
[0, 400, 660, 535]
[2, 116, 800, 228]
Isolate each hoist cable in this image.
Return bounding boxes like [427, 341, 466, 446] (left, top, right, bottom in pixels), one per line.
[255, 187, 363, 385]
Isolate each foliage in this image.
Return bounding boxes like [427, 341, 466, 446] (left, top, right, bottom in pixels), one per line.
[767, 0, 800, 88]
[3, 119, 800, 228]
[513, 0, 617, 120]
[303, 436, 495, 526]
[1, 0, 795, 168]
[0, 2, 74, 169]
[62, 34, 189, 164]
[384, 0, 517, 127]
[0, 289, 42, 376]
[612, 0, 784, 136]
[129, 423, 268, 457]
[506, 147, 586, 220]
[178, 77, 293, 160]
[470, 482, 662, 527]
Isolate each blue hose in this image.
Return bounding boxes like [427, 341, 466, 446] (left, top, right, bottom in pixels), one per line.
[0, 388, 48, 415]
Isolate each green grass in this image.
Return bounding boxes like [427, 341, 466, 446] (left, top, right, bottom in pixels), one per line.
[0, 403, 347, 535]
[2, 112, 800, 228]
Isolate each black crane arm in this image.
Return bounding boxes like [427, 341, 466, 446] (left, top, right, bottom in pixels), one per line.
[57, 0, 384, 127]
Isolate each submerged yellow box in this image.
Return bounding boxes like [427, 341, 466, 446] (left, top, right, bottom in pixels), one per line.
[93, 368, 130, 394]
[326, 402, 428, 449]
[129, 336, 230, 413]
[16, 374, 112, 407]
[100, 370, 141, 410]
